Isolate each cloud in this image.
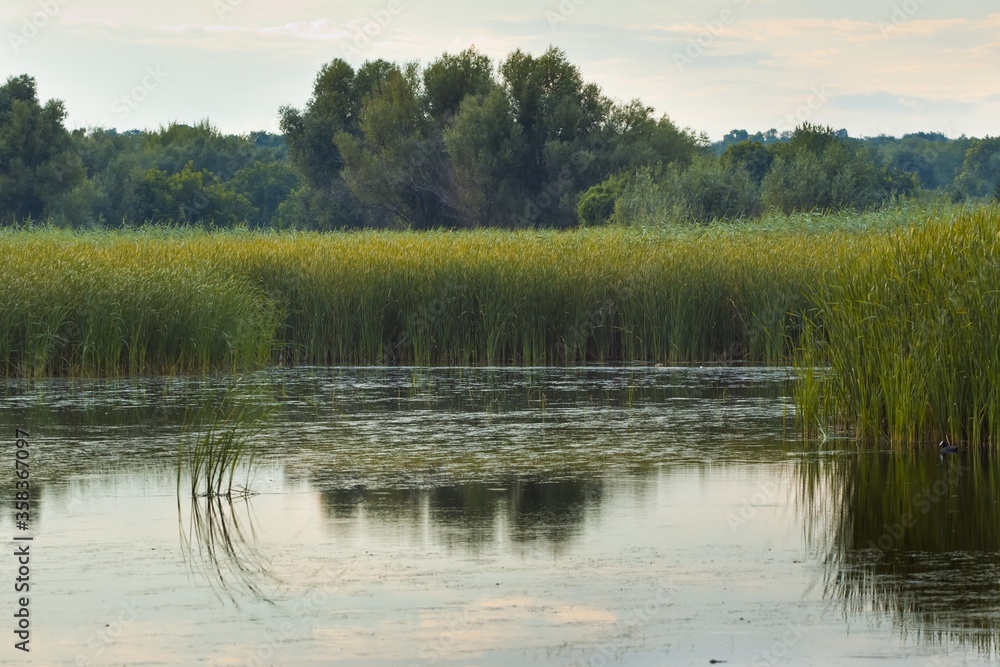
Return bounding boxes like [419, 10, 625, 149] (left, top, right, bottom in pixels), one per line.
[158, 19, 354, 42]
[830, 91, 976, 115]
[876, 17, 969, 39]
[646, 15, 977, 47]
[678, 51, 774, 70]
[648, 18, 882, 43]
[54, 16, 427, 57]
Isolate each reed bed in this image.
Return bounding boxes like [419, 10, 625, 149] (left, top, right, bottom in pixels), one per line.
[794, 204, 1000, 447]
[0, 226, 832, 374]
[0, 228, 277, 376]
[0, 204, 983, 383]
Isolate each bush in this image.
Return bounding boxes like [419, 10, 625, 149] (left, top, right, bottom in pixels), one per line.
[577, 174, 625, 225]
[677, 158, 761, 221]
[762, 145, 918, 214]
[611, 159, 760, 225]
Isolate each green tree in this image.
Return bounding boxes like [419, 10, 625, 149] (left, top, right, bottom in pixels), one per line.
[280, 59, 358, 190]
[761, 153, 830, 213]
[677, 158, 760, 221]
[444, 89, 528, 227]
[500, 47, 610, 227]
[271, 183, 359, 231]
[142, 121, 258, 179]
[279, 58, 399, 228]
[602, 99, 700, 175]
[335, 64, 458, 229]
[868, 133, 968, 192]
[0, 75, 84, 223]
[721, 140, 773, 184]
[955, 137, 1000, 199]
[231, 161, 299, 228]
[422, 47, 496, 123]
[133, 162, 253, 225]
[284, 49, 702, 229]
[771, 122, 839, 159]
[761, 125, 918, 213]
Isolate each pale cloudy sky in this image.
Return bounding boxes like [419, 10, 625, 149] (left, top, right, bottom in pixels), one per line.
[2, 0, 998, 140]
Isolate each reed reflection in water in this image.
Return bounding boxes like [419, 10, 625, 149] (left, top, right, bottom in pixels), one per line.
[178, 495, 275, 605]
[798, 449, 1000, 655]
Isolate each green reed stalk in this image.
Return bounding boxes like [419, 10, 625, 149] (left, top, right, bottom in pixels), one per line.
[794, 204, 1000, 448]
[178, 388, 268, 499]
[0, 203, 981, 378]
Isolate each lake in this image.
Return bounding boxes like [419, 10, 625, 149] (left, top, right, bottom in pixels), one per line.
[2, 367, 997, 665]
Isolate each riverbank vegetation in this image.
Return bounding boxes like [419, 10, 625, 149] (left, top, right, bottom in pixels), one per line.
[3, 203, 1000, 447]
[0, 202, 980, 374]
[4, 47, 1000, 448]
[0, 206, 1000, 443]
[795, 205, 1000, 447]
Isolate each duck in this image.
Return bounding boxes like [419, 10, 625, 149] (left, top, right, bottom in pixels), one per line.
[938, 440, 959, 455]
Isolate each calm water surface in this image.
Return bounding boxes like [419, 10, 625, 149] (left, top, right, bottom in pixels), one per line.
[1, 367, 998, 666]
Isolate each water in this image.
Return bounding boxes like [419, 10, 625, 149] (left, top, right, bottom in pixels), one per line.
[1, 367, 998, 665]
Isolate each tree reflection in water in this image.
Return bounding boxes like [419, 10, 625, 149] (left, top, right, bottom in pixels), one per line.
[320, 479, 601, 553]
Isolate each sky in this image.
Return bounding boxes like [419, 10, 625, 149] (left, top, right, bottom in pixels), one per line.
[1, 0, 998, 141]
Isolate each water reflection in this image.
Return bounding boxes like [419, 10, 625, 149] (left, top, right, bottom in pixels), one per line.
[7, 367, 1000, 661]
[321, 479, 601, 552]
[0, 366, 795, 485]
[178, 495, 275, 605]
[800, 450, 1000, 654]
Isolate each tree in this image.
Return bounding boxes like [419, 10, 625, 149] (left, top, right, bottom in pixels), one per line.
[279, 58, 399, 228]
[231, 161, 300, 228]
[676, 158, 760, 221]
[142, 121, 257, 179]
[721, 140, 773, 184]
[0, 75, 84, 223]
[499, 47, 611, 226]
[335, 64, 459, 229]
[443, 89, 528, 227]
[773, 122, 840, 159]
[761, 130, 917, 214]
[132, 162, 253, 225]
[422, 47, 496, 123]
[603, 100, 700, 174]
[955, 137, 1000, 199]
[280, 59, 358, 190]
[283, 48, 701, 229]
[715, 128, 749, 154]
[83, 130, 148, 226]
[761, 154, 828, 213]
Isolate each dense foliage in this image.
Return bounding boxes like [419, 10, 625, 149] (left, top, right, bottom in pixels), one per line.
[795, 205, 1000, 447]
[0, 204, 966, 377]
[1, 49, 998, 229]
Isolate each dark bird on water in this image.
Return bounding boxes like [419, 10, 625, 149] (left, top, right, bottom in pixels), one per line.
[939, 441, 959, 455]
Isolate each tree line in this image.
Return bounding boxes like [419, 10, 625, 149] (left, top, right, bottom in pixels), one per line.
[2, 47, 999, 229]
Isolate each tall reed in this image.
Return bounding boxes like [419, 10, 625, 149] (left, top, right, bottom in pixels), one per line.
[0, 227, 277, 376]
[794, 204, 1000, 447]
[0, 204, 977, 377]
[177, 385, 268, 499]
